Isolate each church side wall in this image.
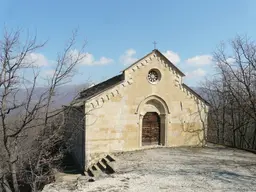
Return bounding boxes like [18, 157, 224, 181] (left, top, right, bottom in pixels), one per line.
[64, 106, 85, 171]
[84, 53, 208, 167]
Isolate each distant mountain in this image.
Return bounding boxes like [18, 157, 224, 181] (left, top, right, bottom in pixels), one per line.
[48, 83, 90, 108]
[0, 83, 90, 111]
[0, 84, 209, 111]
[52, 84, 89, 106]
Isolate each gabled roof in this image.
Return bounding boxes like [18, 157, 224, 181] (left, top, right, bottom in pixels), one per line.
[78, 74, 124, 100]
[77, 49, 209, 105]
[122, 49, 185, 76]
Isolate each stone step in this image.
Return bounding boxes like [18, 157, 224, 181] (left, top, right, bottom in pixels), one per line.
[102, 158, 115, 174]
[92, 164, 101, 172]
[87, 168, 93, 177]
[87, 167, 95, 177]
[86, 154, 116, 177]
[97, 160, 107, 170]
[106, 154, 115, 162]
[90, 165, 101, 178]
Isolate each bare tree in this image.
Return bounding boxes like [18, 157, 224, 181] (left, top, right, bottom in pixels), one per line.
[203, 35, 256, 150]
[0, 28, 86, 192]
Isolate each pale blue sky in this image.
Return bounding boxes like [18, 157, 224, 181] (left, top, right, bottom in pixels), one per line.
[1, 0, 256, 86]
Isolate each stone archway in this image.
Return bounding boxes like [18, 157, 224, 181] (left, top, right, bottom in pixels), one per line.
[136, 95, 170, 147]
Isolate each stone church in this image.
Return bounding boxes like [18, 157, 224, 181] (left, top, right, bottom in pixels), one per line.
[65, 49, 209, 171]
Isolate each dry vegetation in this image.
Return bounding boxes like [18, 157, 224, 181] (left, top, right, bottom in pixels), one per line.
[0, 28, 86, 192]
[204, 35, 256, 151]
[1, 26, 256, 192]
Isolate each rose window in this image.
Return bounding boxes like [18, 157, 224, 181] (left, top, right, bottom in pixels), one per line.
[148, 71, 158, 82]
[148, 69, 161, 84]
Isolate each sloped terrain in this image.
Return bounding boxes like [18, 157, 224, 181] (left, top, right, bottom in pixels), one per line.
[43, 145, 256, 192]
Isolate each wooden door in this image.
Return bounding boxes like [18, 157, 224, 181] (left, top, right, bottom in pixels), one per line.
[142, 112, 160, 146]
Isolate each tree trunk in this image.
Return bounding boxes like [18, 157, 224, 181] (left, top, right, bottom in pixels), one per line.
[32, 181, 37, 192]
[252, 122, 256, 149]
[232, 129, 236, 147]
[2, 175, 12, 192]
[231, 108, 236, 147]
[11, 162, 19, 192]
[221, 107, 225, 145]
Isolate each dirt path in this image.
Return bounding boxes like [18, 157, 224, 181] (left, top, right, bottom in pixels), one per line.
[43, 146, 256, 192]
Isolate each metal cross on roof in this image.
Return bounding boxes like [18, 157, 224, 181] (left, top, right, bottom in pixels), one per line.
[153, 41, 157, 49]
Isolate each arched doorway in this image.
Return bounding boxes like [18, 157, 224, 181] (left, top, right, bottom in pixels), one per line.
[142, 112, 161, 146]
[136, 95, 170, 147]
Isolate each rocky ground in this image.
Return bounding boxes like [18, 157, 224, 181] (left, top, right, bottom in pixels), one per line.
[43, 145, 256, 192]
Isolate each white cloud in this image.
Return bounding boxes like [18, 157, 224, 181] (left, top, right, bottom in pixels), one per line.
[163, 50, 180, 64]
[24, 51, 115, 67]
[186, 55, 213, 66]
[185, 68, 206, 79]
[69, 49, 114, 66]
[45, 70, 55, 77]
[23, 52, 49, 67]
[120, 49, 138, 65]
[226, 57, 236, 64]
[94, 57, 114, 65]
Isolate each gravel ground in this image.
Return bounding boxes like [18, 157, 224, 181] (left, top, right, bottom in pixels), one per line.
[43, 145, 256, 192]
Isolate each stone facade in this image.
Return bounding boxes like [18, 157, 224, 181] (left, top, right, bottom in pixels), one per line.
[69, 49, 209, 171]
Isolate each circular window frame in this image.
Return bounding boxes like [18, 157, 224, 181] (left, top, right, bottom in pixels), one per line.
[147, 69, 161, 84]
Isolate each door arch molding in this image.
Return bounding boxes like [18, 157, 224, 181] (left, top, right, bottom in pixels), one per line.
[135, 95, 170, 115]
[137, 95, 169, 147]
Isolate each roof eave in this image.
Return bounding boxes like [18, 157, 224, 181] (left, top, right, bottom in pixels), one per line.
[154, 49, 185, 77]
[121, 49, 185, 77]
[182, 83, 211, 106]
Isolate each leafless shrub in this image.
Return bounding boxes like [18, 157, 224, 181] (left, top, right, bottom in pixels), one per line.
[203, 35, 256, 150]
[0, 28, 87, 192]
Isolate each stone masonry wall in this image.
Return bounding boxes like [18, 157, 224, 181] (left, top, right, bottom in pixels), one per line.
[83, 51, 209, 168]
